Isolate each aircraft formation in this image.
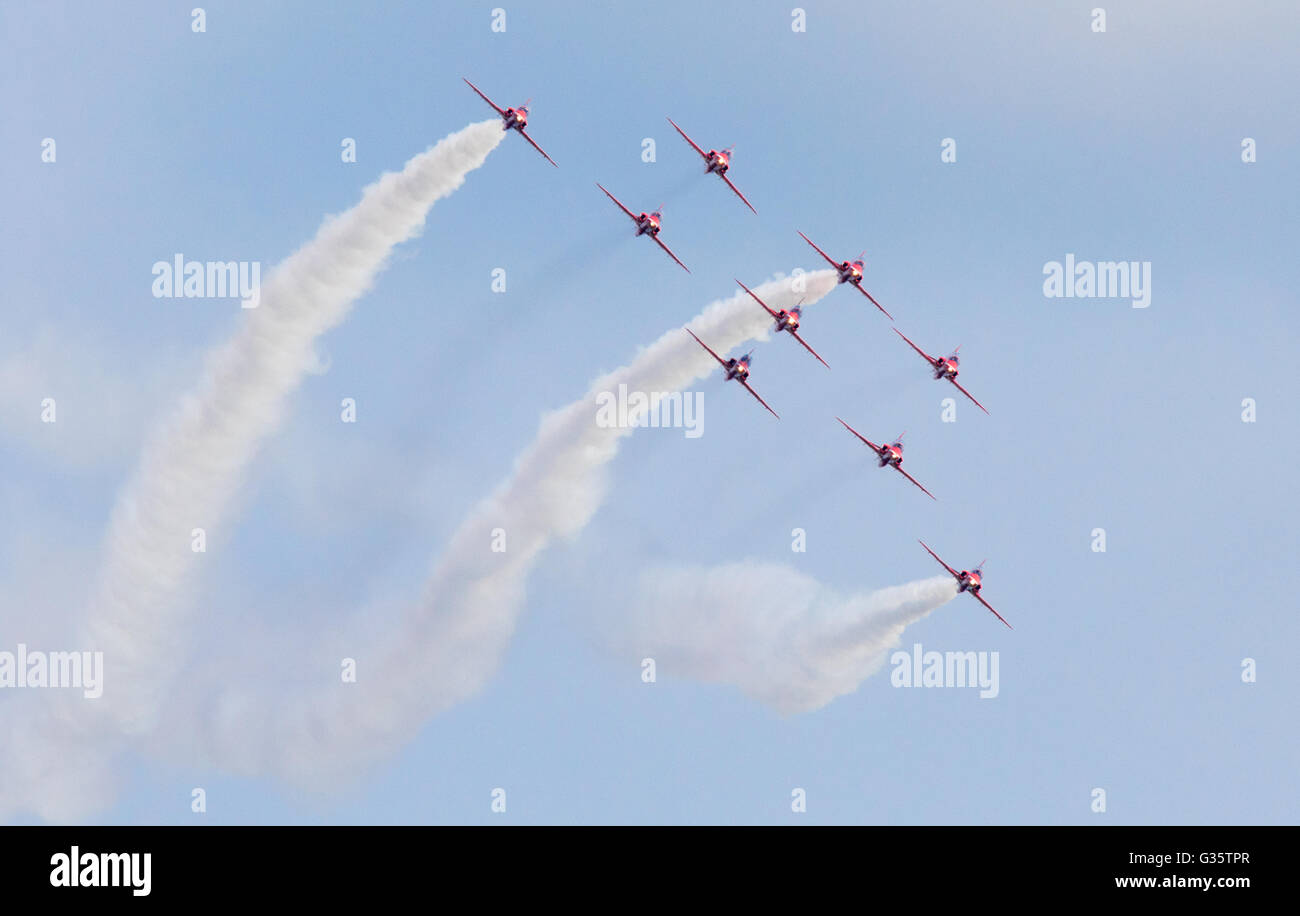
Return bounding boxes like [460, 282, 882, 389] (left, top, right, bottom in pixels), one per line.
[465, 79, 1012, 630]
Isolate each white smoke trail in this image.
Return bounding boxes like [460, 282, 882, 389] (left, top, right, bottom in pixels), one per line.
[0, 121, 505, 819]
[604, 564, 959, 715]
[4, 268, 959, 818]
[166, 270, 952, 788]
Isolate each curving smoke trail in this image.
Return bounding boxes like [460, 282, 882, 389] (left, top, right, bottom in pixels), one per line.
[604, 564, 959, 715]
[0, 121, 506, 819]
[4, 254, 961, 819]
[163, 270, 953, 790]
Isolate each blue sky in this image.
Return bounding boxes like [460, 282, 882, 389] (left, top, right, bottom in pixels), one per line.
[2, 0, 1297, 824]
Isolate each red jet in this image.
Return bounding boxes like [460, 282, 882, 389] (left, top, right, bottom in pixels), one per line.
[918, 540, 1011, 629]
[598, 184, 690, 273]
[837, 418, 935, 500]
[797, 231, 892, 319]
[685, 329, 778, 419]
[737, 279, 829, 369]
[893, 329, 988, 414]
[667, 118, 757, 215]
[463, 78, 558, 167]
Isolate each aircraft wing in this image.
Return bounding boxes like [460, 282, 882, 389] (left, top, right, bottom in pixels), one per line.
[853, 282, 894, 320]
[948, 378, 990, 415]
[893, 328, 937, 366]
[918, 539, 962, 580]
[463, 78, 506, 117]
[653, 234, 691, 273]
[720, 174, 758, 215]
[597, 184, 640, 224]
[894, 466, 937, 500]
[685, 329, 729, 369]
[737, 279, 779, 321]
[518, 128, 558, 167]
[788, 329, 830, 369]
[797, 231, 840, 269]
[666, 118, 708, 160]
[972, 590, 1013, 629]
[836, 417, 881, 454]
[738, 379, 780, 419]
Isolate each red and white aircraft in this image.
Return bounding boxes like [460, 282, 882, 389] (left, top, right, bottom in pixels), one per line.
[667, 118, 757, 215]
[598, 184, 690, 273]
[463, 78, 558, 167]
[836, 418, 935, 500]
[918, 540, 1012, 629]
[685, 329, 778, 419]
[797, 231, 893, 319]
[893, 329, 988, 414]
[736, 279, 829, 369]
